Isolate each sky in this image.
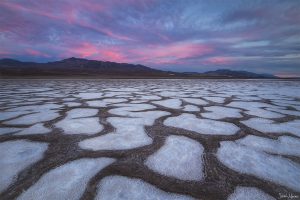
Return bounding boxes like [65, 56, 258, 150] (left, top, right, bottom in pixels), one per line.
[1, 0, 300, 77]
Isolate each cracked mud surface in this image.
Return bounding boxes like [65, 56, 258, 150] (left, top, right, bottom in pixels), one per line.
[0, 79, 300, 200]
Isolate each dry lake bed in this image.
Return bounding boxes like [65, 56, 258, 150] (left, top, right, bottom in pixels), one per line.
[0, 79, 300, 200]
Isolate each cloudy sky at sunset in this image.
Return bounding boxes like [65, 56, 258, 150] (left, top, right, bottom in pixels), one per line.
[1, 0, 300, 76]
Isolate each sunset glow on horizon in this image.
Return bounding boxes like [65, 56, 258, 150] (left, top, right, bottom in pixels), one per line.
[1, 0, 300, 76]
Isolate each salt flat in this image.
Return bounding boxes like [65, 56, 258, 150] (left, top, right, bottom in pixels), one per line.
[0, 79, 299, 200]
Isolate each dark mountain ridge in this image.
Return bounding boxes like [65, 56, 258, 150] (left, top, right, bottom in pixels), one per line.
[203, 69, 277, 78]
[0, 58, 277, 78]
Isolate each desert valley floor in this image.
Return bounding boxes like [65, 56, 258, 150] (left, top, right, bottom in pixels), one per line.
[0, 79, 300, 200]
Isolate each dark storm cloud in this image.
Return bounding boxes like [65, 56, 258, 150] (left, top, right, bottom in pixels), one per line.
[0, 0, 299, 76]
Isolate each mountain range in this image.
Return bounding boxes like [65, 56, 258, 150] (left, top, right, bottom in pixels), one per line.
[0, 57, 277, 79]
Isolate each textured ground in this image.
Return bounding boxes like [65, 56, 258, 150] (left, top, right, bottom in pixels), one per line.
[0, 79, 300, 200]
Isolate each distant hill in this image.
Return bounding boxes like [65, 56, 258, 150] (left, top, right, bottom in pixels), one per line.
[0, 58, 278, 79]
[203, 69, 277, 78]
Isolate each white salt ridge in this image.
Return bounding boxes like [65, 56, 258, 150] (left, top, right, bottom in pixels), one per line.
[109, 104, 156, 116]
[182, 98, 208, 105]
[4, 111, 60, 125]
[27, 97, 50, 102]
[17, 158, 115, 200]
[237, 135, 300, 156]
[0, 111, 32, 121]
[56, 117, 103, 135]
[227, 101, 284, 118]
[102, 98, 127, 103]
[103, 91, 128, 97]
[130, 100, 147, 103]
[245, 108, 284, 119]
[87, 100, 107, 107]
[272, 99, 300, 106]
[7, 103, 62, 112]
[108, 104, 170, 122]
[4, 103, 63, 125]
[63, 98, 76, 101]
[139, 95, 161, 100]
[79, 106, 168, 150]
[95, 175, 195, 200]
[79, 118, 151, 150]
[56, 108, 102, 135]
[228, 187, 275, 200]
[0, 127, 22, 135]
[0, 140, 48, 192]
[126, 111, 170, 125]
[17, 88, 52, 92]
[227, 101, 276, 110]
[15, 123, 50, 135]
[75, 92, 102, 99]
[116, 95, 132, 98]
[152, 99, 182, 109]
[40, 93, 63, 98]
[115, 88, 138, 92]
[291, 105, 300, 111]
[66, 108, 98, 119]
[112, 103, 155, 110]
[64, 102, 81, 107]
[87, 99, 127, 107]
[79, 111, 168, 150]
[203, 96, 225, 103]
[242, 118, 300, 137]
[146, 135, 204, 181]
[164, 114, 239, 135]
[7, 102, 36, 107]
[159, 91, 187, 97]
[266, 107, 300, 117]
[183, 105, 200, 112]
[258, 94, 286, 100]
[267, 102, 290, 108]
[86, 88, 97, 91]
[217, 141, 300, 192]
[235, 95, 262, 101]
[202, 106, 242, 119]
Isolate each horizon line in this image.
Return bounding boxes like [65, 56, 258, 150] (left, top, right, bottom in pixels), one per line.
[1, 57, 299, 78]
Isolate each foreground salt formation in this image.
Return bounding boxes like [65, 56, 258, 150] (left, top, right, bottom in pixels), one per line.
[217, 140, 300, 192]
[79, 117, 154, 150]
[17, 158, 115, 200]
[242, 118, 300, 137]
[145, 135, 204, 181]
[15, 123, 51, 135]
[0, 140, 48, 192]
[228, 187, 275, 200]
[96, 176, 195, 200]
[56, 108, 103, 135]
[0, 79, 299, 200]
[202, 106, 242, 119]
[4, 104, 62, 125]
[164, 113, 239, 135]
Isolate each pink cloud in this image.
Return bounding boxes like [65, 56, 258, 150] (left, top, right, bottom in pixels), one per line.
[100, 50, 125, 62]
[130, 42, 213, 64]
[0, 50, 11, 56]
[204, 56, 234, 65]
[26, 49, 49, 57]
[62, 42, 127, 63]
[70, 43, 98, 58]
